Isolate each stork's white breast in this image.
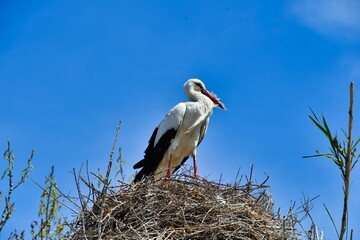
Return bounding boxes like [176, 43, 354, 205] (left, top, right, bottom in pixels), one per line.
[155, 101, 212, 177]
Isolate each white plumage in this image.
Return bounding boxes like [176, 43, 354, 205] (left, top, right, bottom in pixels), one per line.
[133, 79, 225, 182]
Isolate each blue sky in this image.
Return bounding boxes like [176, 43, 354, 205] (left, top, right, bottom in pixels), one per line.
[1, 1, 360, 238]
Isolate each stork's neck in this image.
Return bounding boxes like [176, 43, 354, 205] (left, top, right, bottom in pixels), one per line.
[186, 89, 215, 112]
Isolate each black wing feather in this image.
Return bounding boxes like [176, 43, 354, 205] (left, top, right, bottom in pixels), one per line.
[133, 128, 158, 169]
[133, 128, 177, 182]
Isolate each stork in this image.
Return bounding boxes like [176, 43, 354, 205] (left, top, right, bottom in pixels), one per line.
[133, 79, 225, 182]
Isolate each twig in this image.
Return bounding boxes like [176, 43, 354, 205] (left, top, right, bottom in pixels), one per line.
[234, 167, 241, 185]
[29, 176, 78, 215]
[97, 120, 122, 240]
[72, 168, 89, 240]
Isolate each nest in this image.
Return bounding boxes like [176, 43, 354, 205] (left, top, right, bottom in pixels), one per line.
[68, 170, 303, 240]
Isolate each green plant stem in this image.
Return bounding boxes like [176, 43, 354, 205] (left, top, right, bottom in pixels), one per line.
[340, 82, 353, 240]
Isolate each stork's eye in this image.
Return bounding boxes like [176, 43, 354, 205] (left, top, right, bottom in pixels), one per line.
[195, 82, 203, 90]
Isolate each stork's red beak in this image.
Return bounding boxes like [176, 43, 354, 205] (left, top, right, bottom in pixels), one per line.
[201, 89, 226, 110]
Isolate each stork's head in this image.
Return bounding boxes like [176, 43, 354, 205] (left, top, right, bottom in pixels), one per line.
[184, 79, 225, 109]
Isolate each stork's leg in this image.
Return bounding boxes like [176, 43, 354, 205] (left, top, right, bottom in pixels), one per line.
[192, 153, 199, 179]
[166, 154, 172, 179]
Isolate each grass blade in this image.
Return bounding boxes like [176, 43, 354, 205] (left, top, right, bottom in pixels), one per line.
[323, 203, 340, 239]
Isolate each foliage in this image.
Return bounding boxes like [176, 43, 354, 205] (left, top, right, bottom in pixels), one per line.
[0, 142, 67, 239]
[304, 82, 357, 240]
[0, 141, 33, 234]
[305, 109, 359, 178]
[31, 166, 64, 239]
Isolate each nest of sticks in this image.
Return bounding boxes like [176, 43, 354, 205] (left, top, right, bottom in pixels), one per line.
[68, 168, 304, 240]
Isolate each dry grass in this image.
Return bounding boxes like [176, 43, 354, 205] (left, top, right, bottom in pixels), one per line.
[67, 170, 305, 240]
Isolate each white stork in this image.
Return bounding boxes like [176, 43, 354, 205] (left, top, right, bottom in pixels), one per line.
[133, 79, 225, 182]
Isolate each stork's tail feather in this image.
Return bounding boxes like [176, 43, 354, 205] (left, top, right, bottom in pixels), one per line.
[133, 168, 145, 182]
[133, 159, 145, 169]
